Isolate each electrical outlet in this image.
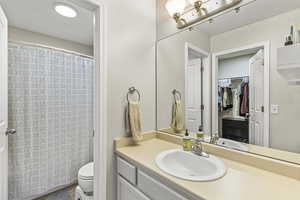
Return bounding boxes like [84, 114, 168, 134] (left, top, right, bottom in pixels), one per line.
[271, 104, 279, 114]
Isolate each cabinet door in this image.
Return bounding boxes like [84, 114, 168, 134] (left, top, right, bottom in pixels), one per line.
[138, 171, 188, 200]
[118, 175, 150, 200]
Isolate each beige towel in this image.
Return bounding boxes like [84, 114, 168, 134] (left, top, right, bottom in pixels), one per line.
[171, 100, 184, 133]
[127, 101, 143, 144]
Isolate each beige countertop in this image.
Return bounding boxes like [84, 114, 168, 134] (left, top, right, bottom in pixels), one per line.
[116, 138, 300, 200]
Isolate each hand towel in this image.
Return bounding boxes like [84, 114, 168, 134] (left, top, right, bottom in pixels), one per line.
[127, 101, 143, 144]
[171, 100, 184, 133]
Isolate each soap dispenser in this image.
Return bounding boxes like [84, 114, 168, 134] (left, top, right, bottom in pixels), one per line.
[182, 129, 192, 151]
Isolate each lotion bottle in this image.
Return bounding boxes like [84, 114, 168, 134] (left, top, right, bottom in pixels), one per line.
[183, 129, 192, 151]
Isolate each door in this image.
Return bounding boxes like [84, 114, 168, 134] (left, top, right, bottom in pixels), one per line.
[249, 50, 265, 146]
[0, 4, 8, 200]
[185, 58, 202, 134]
[118, 176, 150, 200]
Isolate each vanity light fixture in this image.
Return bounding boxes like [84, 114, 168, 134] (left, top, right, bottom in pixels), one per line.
[54, 3, 77, 18]
[188, 0, 205, 13]
[165, 0, 187, 27]
[165, 0, 242, 29]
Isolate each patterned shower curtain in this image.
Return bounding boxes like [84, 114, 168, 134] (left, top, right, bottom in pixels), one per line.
[7, 43, 94, 200]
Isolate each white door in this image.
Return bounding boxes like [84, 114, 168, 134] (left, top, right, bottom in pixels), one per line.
[118, 176, 150, 200]
[0, 5, 8, 200]
[249, 50, 265, 146]
[185, 58, 202, 134]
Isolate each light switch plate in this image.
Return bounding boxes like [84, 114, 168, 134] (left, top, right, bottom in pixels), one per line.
[271, 104, 279, 114]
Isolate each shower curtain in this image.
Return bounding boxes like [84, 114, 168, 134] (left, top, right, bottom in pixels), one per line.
[7, 43, 94, 200]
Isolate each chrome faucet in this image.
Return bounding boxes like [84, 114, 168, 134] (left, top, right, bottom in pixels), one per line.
[210, 132, 219, 144]
[191, 138, 209, 158]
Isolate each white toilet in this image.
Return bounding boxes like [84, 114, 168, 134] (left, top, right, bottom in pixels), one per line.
[75, 162, 94, 200]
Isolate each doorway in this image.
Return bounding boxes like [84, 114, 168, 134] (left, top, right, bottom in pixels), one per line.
[212, 42, 270, 147]
[184, 43, 211, 136]
[0, 0, 107, 199]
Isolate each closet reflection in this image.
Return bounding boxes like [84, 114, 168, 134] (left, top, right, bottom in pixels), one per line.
[218, 76, 249, 144]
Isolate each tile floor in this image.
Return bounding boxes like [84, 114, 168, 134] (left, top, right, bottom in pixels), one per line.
[35, 185, 76, 200]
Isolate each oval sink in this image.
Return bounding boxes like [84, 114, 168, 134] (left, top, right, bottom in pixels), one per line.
[156, 149, 227, 181]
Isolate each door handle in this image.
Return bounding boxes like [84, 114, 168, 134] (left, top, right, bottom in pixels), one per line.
[5, 128, 16, 136]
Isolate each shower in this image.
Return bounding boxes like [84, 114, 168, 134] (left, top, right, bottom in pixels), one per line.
[7, 42, 94, 200]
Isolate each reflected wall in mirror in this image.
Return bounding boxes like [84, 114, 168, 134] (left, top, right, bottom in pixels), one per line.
[156, 29, 211, 137]
[157, 0, 300, 164]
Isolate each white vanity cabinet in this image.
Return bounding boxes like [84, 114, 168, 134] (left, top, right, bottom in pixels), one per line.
[117, 156, 193, 200]
[118, 176, 150, 200]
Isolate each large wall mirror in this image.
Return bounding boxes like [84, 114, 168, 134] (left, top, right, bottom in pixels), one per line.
[156, 0, 300, 164]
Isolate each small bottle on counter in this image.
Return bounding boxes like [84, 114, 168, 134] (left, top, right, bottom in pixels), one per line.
[183, 129, 192, 151]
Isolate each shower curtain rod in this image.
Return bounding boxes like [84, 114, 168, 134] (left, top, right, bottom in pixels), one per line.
[9, 40, 94, 59]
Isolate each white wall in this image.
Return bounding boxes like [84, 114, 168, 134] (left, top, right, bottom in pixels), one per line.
[95, 1, 156, 200]
[211, 8, 300, 153]
[218, 54, 253, 79]
[157, 29, 210, 132]
[8, 26, 93, 56]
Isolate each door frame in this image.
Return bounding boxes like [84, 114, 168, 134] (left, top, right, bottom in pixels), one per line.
[86, 1, 108, 199]
[67, 0, 108, 199]
[185, 42, 211, 135]
[0, 4, 8, 200]
[211, 41, 270, 147]
[2, 0, 108, 199]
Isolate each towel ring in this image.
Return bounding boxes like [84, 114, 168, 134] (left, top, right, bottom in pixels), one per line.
[127, 87, 141, 102]
[172, 89, 181, 101]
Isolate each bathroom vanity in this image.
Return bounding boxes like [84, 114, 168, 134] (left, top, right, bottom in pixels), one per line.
[115, 132, 300, 200]
[117, 156, 192, 200]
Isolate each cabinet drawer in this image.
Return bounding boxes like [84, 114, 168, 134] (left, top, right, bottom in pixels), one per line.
[117, 157, 137, 185]
[137, 171, 188, 200]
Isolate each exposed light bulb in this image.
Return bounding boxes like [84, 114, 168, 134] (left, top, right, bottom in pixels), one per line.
[165, 0, 186, 16]
[188, 0, 203, 12]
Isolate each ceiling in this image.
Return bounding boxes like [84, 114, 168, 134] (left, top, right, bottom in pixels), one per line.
[194, 0, 300, 36]
[0, 0, 94, 45]
[2, 0, 300, 46]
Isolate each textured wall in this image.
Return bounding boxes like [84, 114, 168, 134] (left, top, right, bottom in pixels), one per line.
[95, 0, 157, 200]
[157, 29, 210, 132]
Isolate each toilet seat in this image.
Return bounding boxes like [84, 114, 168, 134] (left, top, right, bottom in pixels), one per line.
[78, 162, 94, 194]
[79, 162, 94, 180]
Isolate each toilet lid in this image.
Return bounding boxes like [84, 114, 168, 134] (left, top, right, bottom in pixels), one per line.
[78, 162, 94, 180]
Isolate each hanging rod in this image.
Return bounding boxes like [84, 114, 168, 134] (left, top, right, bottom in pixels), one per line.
[8, 40, 94, 59]
[218, 76, 248, 81]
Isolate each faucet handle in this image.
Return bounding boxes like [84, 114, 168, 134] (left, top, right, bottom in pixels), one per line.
[192, 138, 202, 150]
[191, 138, 209, 158]
[210, 132, 219, 144]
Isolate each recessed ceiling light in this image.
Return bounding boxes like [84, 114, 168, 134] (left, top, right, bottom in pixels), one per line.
[54, 3, 77, 18]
